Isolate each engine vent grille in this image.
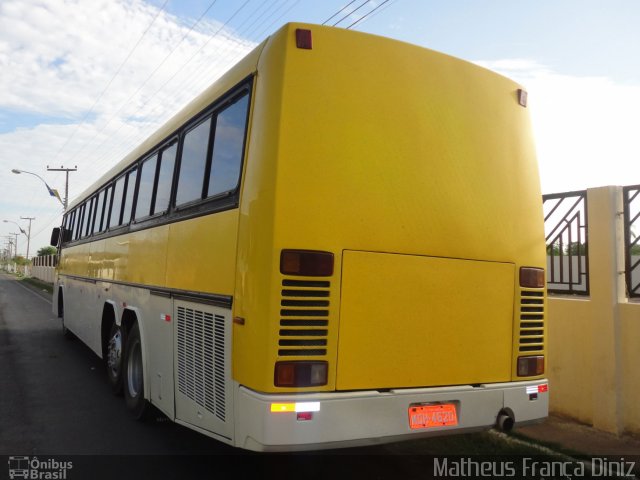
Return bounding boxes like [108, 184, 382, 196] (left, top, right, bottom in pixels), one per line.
[519, 290, 545, 353]
[177, 306, 226, 421]
[279, 279, 330, 357]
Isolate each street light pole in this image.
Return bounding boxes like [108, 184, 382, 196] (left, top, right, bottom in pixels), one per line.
[47, 165, 77, 210]
[3, 220, 27, 257]
[10, 169, 65, 209]
[20, 216, 35, 260]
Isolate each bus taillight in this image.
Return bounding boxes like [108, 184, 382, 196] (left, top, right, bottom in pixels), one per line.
[517, 355, 545, 377]
[280, 250, 334, 276]
[519, 267, 545, 288]
[275, 361, 328, 387]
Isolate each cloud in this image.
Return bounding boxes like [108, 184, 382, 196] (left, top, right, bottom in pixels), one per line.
[0, 0, 255, 253]
[476, 59, 640, 194]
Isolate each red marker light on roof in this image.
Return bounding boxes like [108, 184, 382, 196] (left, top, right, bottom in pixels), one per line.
[296, 29, 312, 49]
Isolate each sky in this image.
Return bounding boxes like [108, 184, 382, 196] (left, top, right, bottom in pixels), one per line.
[1, 0, 639, 256]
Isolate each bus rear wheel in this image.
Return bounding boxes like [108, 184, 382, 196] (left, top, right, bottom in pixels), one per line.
[123, 323, 149, 419]
[106, 323, 124, 395]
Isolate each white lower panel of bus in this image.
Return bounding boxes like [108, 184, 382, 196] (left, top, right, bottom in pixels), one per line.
[233, 380, 548, 452]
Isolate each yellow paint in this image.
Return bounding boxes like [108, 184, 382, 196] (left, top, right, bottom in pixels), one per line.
[233, 24, 544, 392]
[337, 251, 514, 390]
[58, 24, 546, 398]
[546, 187, 640, 436]
[165, 212, 239, 295]
[620, 304, 640, 433]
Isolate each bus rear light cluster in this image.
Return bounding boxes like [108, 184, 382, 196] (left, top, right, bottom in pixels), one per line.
[519, 267, 545, 288]
[517, 355, 544, 377]
[280, 250, 334, 276]
[274, 361, 328, 387]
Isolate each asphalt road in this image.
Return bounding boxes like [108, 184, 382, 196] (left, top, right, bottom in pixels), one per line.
[0, 273, 564, 479]
[0, 273, 238, 456]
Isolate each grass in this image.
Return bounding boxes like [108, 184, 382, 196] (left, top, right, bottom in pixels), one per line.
[19, 276, 54, 295]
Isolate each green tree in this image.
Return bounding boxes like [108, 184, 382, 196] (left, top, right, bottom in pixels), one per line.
[566, 242, 587, 255]
[546, 243, 561, 255]
[13, 255, 29, 265]
[37, 246, 57, 256]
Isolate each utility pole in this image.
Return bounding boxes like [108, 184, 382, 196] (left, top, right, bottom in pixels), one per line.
[10, 233, 19, 258]
[46, 165, 77, 210]
[4, 238, 12, 260]
[20, 216, 35, 260]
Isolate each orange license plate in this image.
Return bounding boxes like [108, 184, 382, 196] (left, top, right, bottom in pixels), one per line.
[409, 403, 458, 430]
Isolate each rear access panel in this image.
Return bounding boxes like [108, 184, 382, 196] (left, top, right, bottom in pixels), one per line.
[337, 251, 514, 390]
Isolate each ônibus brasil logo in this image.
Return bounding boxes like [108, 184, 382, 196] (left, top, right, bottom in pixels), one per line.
[8, 456, 72, 479]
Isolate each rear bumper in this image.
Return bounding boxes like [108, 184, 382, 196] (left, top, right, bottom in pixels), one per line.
[234, 379, 549, 452]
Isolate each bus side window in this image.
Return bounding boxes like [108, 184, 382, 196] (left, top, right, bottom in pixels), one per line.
[74, 205, 84, 240]
[122, 168, 138, 225]
[93, 189, 105, 234]
[207, 93, 249, 197]
[86, 196, 96, 237]
[135, 154, 158, 220]
[109, 176, 126, 228]
[175, 116, 212, 207]
[67, 210, 75, 242]
[103, 186, 113, 231]
[155, 143, 177, 214]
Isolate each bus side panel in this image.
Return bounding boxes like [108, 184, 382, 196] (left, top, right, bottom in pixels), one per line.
[61, 276, 103, 357]
[165, 212, 239, 296]
[59, 242, 104, 355]
[173, 300, 234, 440]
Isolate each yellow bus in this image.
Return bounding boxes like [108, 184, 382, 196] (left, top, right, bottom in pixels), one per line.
[51, 23, 548, 451]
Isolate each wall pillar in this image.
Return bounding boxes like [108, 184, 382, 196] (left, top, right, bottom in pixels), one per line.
[585, 186, 623, 434]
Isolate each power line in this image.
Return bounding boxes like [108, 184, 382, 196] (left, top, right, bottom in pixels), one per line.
[79, 1, 292, 176]
[52, 0, 171, 163]
[64, 0, 221, 167]
[346, 0, 393, 29]
[331, 0, 369, 27]
[77, 0, 265, 176]
[322, 0, 358, 25]
[253, 0, 301, 40]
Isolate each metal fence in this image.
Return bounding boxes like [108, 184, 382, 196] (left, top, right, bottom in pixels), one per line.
[623, 185, 640, 298]
[543, 190, 589, 295]
[32, 254, 58, 267]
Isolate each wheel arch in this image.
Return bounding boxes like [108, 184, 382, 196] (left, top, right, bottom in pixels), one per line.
[120, 307, 150, 402]
[56, 286, 64, 318]
[100, 302, 117, 360]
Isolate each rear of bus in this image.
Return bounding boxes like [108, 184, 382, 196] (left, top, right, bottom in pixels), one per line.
[232, 24, 547, 451]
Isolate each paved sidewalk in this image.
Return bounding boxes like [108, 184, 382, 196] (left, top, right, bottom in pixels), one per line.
[516, 415, 640, 456]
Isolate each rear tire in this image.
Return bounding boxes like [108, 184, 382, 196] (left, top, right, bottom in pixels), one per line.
[123, 323, 149, 419]
[105, 323, 124, 395]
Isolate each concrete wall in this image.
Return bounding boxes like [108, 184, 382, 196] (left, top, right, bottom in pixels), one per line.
[547, 186, 640, 436]
[31, 266, 55, 283]
[28, 255, 57, 284]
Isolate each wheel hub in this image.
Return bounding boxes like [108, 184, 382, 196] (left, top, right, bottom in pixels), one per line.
[107, 329, 122, 373]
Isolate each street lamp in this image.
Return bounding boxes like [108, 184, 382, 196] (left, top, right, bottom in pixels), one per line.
[3, 219, 31, 260]
[11, 169, 65, 209]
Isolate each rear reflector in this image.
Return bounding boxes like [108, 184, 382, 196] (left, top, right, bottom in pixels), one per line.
[280, 250, 334, 276]
[517, 356, 545, 376]
[270, 402, 321, 413]
[275, 361, 328, 387]
[518, 88, 528, 107]
[520, 267, 545, 288]
[296, 29, 312, 49]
